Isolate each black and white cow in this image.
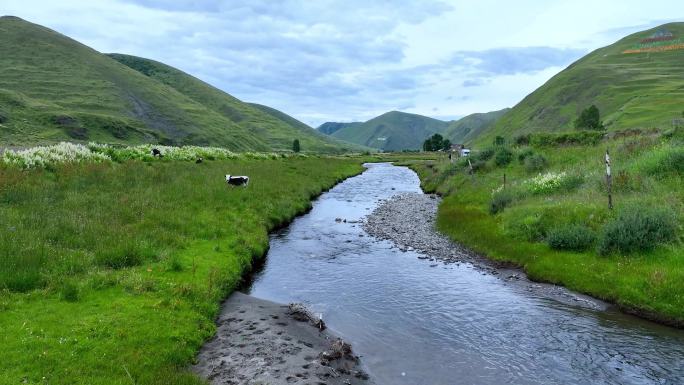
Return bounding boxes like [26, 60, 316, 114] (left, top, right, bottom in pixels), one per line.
[151, 148, 163, 157]
[226, 174, 249, 187]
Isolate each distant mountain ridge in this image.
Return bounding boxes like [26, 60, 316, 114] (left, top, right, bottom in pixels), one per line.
[0, 16, 360, 152]
[320, 109, 509, 150]
[323, 111, 449, 151]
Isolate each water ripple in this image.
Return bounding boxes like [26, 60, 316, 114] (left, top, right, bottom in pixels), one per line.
[248, 163, 684, 385]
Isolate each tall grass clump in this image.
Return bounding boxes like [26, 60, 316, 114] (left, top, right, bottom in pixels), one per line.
[475, 148, 495, 161]
[494, 148, 513, 166]
[524, 154, 548, 173]
[598, 206, 678, 255]
[547, 224, 596, 251]
[640, 146, 684, 176]
[489, 190, 513, 214]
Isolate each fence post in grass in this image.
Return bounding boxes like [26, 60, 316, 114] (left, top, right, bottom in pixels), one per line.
[503, 173, 506, 189]
[468, 158, 474, 182]
[605, 148, 613, 210]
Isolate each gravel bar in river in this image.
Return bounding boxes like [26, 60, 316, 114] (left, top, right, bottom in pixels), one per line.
[362, 192, 606, 310]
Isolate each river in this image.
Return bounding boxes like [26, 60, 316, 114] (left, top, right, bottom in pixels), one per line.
[246, 162, 684, 385]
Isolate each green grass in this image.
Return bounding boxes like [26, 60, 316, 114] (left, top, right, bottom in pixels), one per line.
[0, 157, 364, 384]
[0, 16, 357, 153]
[408, 134, 684, 326]
[480, 22, 684, 146]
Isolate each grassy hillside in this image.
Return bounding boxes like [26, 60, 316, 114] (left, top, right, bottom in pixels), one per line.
[444, 108, 509, 144]
[481, 22, 684, 144]
[108, 53, 357, 153]
[0, 16, 353, 153]
[331, 111, 449, 151]
[246, 102, 368, 152]
[0, 156, 363, 384]
[408, 126, 684, 326]
[318, 121, 362, 135]
[0, 16, 268, 150]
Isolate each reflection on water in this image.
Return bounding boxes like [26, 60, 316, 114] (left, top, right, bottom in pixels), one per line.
[248, 163, 684, 385]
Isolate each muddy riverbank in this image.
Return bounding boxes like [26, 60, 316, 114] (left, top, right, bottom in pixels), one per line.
[194, 292, 372, 385]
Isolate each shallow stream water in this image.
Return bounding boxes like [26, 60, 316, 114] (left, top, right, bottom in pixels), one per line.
[247, 163, 684, 385]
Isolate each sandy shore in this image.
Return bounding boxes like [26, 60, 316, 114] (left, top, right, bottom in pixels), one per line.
[193, 292, 373, 385]
[363, 192, 607, 310]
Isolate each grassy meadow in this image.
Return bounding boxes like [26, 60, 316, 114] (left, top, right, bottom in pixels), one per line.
[0, 155, 363, 384]
[408, 131, 684, 326]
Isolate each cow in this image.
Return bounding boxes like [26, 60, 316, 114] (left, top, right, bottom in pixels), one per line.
[196, 157, 203, 164]
[226, 174, 249, 187]
[152, 148, 163, 157]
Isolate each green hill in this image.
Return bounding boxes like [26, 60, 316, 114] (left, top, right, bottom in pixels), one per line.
[108, 54, 358, 152]
[443, 108, 510, 144]
[480, 22, 684, 144]
[317, 121, 362, 135]
[0, 16, 352, 152]
[330, 111, 449, 151]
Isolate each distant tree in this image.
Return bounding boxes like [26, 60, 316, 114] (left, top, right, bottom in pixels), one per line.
[574, 105, 604, 130]
[441, 139, 452, 152]
[423, 133, 445, 151]
[494, 136, 506, 146]
[292, 139, 300, 153]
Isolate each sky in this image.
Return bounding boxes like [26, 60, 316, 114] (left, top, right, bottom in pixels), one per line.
[2, 1, 682, 127]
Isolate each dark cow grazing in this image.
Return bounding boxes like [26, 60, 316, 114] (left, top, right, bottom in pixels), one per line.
[152, 148, 163, 157]
[226, 174, 249, 187]
[196, 157, 203, 164]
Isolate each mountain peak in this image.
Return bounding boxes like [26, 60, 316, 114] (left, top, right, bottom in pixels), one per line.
[0, 15, 24, 21]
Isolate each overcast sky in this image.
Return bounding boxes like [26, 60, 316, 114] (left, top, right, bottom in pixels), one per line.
[2, 1, 682, 126]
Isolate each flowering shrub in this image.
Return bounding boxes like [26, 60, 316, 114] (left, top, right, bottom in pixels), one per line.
[525, 171, 586, 195]
[1, 142, 110, 169]
[87, 143, 239, 162]
[491, 184, 504, 196]
[2, 142, 302, 169]
[526, 171, 567, 194]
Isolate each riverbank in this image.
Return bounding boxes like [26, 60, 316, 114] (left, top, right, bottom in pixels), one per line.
[194, 292, 372, 385]
[404, 140, 684, 328]
[363, 192, 606, 310]
[0, 157, 364, 384]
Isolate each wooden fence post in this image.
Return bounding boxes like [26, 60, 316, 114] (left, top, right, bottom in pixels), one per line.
[503, 173, 506, 189]
[605, 149, 613, 210]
